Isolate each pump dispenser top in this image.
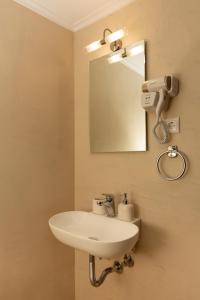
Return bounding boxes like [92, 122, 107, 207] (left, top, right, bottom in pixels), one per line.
[118, 193, 134, 222]
[122, 193, 128, 204]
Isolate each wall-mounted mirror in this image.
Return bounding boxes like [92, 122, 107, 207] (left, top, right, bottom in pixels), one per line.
[89, 40, 146, 152]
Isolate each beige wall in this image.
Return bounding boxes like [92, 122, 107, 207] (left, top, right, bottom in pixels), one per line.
[0, 1, 74, 300]
[74, 0, 200, 299]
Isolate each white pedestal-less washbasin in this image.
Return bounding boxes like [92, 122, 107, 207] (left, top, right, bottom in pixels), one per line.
[49, 211, 139, 259]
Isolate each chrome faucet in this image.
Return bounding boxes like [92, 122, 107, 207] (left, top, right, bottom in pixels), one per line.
[95, 194, 115, 217]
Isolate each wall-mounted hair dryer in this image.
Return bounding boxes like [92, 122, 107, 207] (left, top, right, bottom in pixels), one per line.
[141, 75, 179, 144]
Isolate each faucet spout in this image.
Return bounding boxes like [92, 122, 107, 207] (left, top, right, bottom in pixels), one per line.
[96, 194, 115, 217]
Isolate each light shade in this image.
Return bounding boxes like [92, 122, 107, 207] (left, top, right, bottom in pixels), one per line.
[106, 29, 126, 43]
[86, 40, 102, 53]
[108, 52, 123, 64]
[128, 44, 144, 56]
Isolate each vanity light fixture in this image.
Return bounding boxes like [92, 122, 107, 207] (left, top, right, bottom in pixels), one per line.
[86, 40, 103, 53]
[108, 48, 127, 64]
[106, 29, 125, 43]
[108, 43, 144, 64]
[128, 44, 144, 56]
[86, 28, 126, 53]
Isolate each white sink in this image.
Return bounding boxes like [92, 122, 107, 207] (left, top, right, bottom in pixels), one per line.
[49, 211, 139, 259]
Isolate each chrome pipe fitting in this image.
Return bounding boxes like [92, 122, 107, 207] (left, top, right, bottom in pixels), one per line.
[89, 254, 134, 287]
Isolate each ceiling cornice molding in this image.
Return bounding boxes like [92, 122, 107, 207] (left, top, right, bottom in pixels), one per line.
[13, 0, 135, 32]
[72, 0, 135, 31]
[13, 0, 73, 30]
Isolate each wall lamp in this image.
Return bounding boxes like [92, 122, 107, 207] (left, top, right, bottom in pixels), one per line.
[108, 43, 144, 64]
[86, 28, 126, 53]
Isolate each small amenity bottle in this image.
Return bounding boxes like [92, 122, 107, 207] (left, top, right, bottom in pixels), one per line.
[118, 193, 134, 222]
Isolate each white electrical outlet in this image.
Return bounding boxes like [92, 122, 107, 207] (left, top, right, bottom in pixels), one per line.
[165, 117, 180, 133]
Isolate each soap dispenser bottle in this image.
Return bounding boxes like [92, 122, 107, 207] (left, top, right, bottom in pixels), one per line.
[118, 193, 134, 222]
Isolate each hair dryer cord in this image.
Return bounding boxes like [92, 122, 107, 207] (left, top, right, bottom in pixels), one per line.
[153, 118, 169, 144]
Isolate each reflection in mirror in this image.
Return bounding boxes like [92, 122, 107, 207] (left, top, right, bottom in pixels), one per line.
[90, 40, 146, 152]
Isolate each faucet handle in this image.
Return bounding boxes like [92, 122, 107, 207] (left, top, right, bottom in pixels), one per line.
[102, 194, 113, 202]
[94, 194, 114, 206]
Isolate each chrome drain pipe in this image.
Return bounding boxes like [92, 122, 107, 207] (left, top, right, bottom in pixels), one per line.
[89, 255, 113, 287]
[89, 254, 134, 287]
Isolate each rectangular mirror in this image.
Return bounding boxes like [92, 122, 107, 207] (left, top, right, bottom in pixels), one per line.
[89, 40, 146, 152]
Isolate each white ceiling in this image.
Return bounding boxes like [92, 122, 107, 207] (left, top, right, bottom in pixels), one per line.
[14, 0, 134, 31]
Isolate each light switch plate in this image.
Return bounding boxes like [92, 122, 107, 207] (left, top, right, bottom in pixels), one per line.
[165, 117, 180, 133]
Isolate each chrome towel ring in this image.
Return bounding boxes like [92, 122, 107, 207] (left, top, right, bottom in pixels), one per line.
[156, 145, 187, 181]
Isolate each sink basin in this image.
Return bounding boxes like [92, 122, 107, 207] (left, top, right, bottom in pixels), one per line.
[49, 211, 139, 259]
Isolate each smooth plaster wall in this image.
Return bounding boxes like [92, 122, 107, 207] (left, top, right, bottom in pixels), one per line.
[74, 0, 200, 299]
[0, 1, 74, 299]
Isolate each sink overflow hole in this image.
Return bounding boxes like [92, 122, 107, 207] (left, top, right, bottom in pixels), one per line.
[88, 237, 99, 241]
